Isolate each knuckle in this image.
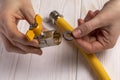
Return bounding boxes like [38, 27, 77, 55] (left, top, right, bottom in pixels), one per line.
[24, 51, 29, 54]
[1, 12, 10, 22]
[8, 33, 16, 41]
[108, 41, 116, 49]
[81, 23, 92, 35]
[103, 40, 115, 49]
[86, 50, 94, 54]
[5, 46, 12, 52]
[12, 41, 18, 46]
[83, 47, 95, 53]
[22, 47, 32, 53]
[32, 49, 39, 53]
[86, 46, 100, 53]
[87, 49, 95, 53]
[105, 36, 116, 48]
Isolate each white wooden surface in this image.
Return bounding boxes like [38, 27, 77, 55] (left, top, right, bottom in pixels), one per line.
[0, 0, 120, 80]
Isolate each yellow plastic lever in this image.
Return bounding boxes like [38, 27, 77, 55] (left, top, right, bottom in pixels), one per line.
[56, 17, 111, 80]
[26, 14, 43, 41]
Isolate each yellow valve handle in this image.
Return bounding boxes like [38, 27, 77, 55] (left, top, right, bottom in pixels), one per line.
[26, 30, 35, 41]
[56, 17, 110, 80]
[35, 14, 43, 26]
[26, 14, 43, 41]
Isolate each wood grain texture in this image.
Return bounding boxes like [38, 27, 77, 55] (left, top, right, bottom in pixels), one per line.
[27, 0, 77, 80]
[0, 0, 120, 80]
[77, 0, 102, 80]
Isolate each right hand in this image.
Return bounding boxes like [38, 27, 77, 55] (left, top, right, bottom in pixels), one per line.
[0, 0, 42, 55]
[72, 0, 120, 53]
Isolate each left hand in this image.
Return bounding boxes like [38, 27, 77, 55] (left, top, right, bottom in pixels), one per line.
[0, 0, 42, 55]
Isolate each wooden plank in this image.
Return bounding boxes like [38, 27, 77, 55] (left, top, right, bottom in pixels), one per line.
[80, 0, 102, 19]
[0, 50, 18, 80]
[77, 0, 120, 80]
[77, 0, 103, 80]
[96, 37, 120, 80]
[0, 0, 120, 80]
[10, 1, 41, 80]
[97, 1, 120, 80]
[27, 0, 78, 80]
[0, 22, 22, 80]
[0, 38, 3, 55]
[0, 21, 29, 80]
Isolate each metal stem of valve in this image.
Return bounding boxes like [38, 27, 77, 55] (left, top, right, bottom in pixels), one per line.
[30, 23, 38, 29]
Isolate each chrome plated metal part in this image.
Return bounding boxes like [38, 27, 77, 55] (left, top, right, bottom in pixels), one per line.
[36, 30, 62, 48]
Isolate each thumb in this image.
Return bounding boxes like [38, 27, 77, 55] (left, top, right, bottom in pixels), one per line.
[72, 17, 103, 38]
[72, 1, 116, 38]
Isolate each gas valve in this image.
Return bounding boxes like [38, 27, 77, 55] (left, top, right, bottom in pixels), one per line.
[26, 14, 62, 48]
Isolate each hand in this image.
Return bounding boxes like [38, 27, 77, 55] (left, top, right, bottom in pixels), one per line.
[0, 0, 42, 55]
[72, 0, 120, 53]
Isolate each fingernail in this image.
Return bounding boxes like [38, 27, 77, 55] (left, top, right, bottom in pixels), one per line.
[37, 50, 42, 55]
[72, 29, 81, 38]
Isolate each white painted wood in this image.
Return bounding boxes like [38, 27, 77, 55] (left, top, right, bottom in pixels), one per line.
[27, 0, 77, 80]
[96, 36, 120, 80]
[80, 0, 102, 19]
[0, 38, 3, 55]
[77, 0, 120, 80]
[96, 1, 120, 79]
[77, 0, 103, 80]
[0, 50, 18, 80]
[0, 0, 120, 80]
